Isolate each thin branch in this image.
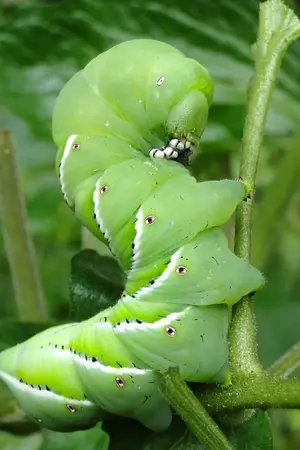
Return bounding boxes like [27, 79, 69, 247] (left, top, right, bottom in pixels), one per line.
[229, 0, 300, 376]
[268, 342, 300, 378]
[160, 368, 234, 450]
[0, 130, 47, 321]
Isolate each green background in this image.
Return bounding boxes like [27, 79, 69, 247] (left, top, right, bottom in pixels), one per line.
[1, 0, 300, 448]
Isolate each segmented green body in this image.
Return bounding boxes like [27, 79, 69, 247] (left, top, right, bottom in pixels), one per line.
[0, 39, 264, 433]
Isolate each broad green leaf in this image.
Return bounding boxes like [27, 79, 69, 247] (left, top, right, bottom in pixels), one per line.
[70, 249, 125, 321]
[226, 411, 273, 449]
[270, 409, 300, 450]
[103, 416, 186, 450]
[41, 425, 109, 450]
[169, 430, 202, 449]
[0, 431, 42, 450]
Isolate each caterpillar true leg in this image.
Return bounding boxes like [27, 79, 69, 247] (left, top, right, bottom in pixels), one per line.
[149, 138, 194, 163]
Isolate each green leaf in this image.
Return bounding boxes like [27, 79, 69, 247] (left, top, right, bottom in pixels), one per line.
[41, 425, 109, 450]
[0, 431, 42, 450]
[226, 411, 273, 450]
[103, 411, 273, 450]
[169, 412, 273, 449]
[169, 429, 202, 449]
[0, 320, 57, 351]
[1, 0, 300, 142]
[102, 416, 186, 450]
[70, 249, 125, 321]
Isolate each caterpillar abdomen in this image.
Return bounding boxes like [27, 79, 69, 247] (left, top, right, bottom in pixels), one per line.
[0, 324, 105, 431]
[0, 39, 264, 433]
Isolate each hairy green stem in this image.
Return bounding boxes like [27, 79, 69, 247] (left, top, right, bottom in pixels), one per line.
[229, 0, 300, 376]
[0, 130, 47, 321]
[268, 342, 300, 378]
[196, 375, 300, 411]
[160, 368, 234, 450]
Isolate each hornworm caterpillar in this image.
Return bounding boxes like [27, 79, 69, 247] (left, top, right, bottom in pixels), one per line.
[0, 39, 264, 433]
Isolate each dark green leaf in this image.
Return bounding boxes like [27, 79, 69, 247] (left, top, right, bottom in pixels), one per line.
[103, 411, 273, 450]
[0, 320, 57, 351]
[226, 411, 273, 450]
[169, 429, 203, 449]
[41, 425, 109, 450]
[169, 412, 274, 449]
[0, 431, 42, 450]
[102, 415, 186, 450]
[70, 249, 125, 321]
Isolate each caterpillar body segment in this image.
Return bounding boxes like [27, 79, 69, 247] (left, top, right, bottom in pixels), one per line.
[0, 39, 264, 432]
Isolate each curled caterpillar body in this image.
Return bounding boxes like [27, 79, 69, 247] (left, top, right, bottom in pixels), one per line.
[0, 39, 265, 432]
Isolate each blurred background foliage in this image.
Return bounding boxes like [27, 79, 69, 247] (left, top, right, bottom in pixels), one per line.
[1, 0, 300, 448]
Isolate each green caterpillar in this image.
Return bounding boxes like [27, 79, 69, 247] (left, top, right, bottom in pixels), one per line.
[0, 39, 264, 433]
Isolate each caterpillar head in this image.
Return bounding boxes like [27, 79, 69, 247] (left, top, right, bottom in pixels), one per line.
[52, 39, 214, 174]
[125, 40, 215, 165]
[148, 54, 214, 140]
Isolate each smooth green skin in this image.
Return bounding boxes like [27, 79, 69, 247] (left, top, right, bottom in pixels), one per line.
[69, 314, 172, 431]
[0, 324, 104, 431]
[109, 304, 230, 383]
[53, 39, 214, 161]
[0, 40, 265, 433]
[130, 228, 263, 306]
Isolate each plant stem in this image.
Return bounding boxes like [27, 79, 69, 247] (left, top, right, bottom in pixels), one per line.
[0, 130, 47, 321]
[268, 342, 300, 378]
[229, 0, 300, 376]
[196, 375, 300, 412]
[160, 368, 234, 450]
